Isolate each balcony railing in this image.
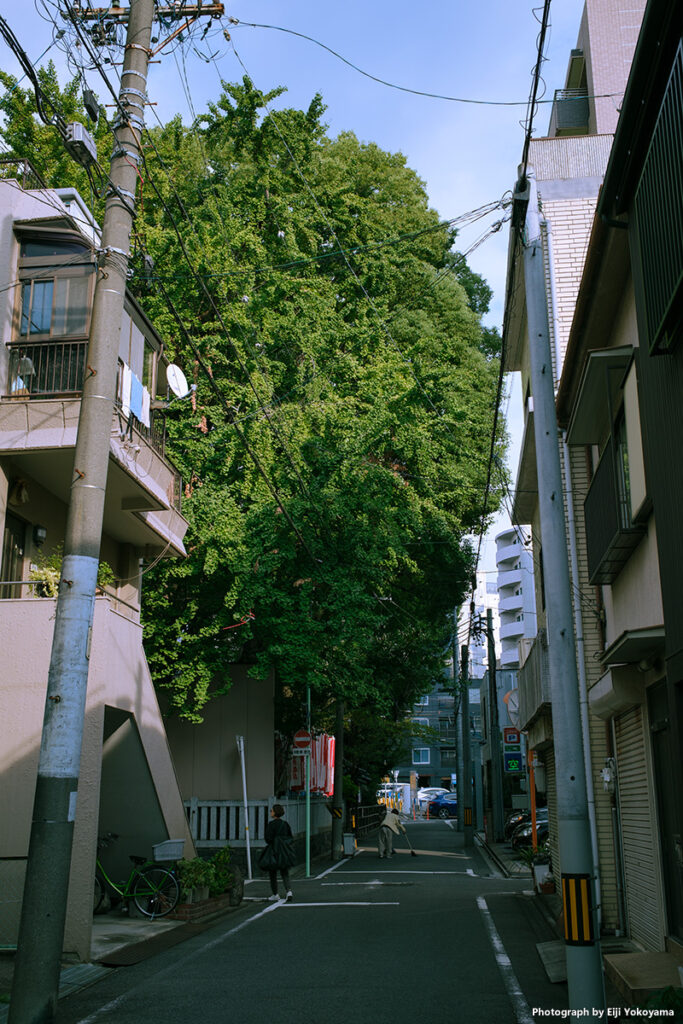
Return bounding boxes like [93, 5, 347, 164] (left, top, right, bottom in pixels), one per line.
[584, 436, 645, 585]
[4, 342, 174, 472]
[6, 340, 87, 397]
[518, 629, 551, 730]
[0, 156, 47, 191]
[551, 88, 589, 132]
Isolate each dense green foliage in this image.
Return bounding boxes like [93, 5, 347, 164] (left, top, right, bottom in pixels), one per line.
[1, 71, 505, 736]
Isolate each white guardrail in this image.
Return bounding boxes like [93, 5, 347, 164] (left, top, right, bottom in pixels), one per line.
[184, 797, 333, 849]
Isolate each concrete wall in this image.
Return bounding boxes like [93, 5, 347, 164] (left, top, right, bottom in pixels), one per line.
[164, 666, 275, 802]
[0, 596, 194, 959]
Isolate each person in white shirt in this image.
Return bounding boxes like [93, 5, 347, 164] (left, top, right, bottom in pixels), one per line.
[378, 807, 406, 858]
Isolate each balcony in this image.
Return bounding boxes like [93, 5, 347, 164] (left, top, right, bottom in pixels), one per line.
[584, 436, 645, 585]
[1, 345, 186, 555]
[500, 620, 525, 641]
[549, 89, 589, 135]
[518, 629, 551, 730]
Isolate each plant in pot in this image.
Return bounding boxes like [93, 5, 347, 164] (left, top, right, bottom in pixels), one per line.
[29, 545, 116, 597]
[177, 858, 216, 903]
[516, 841, 554, 893]
[209, 846, 244, 906]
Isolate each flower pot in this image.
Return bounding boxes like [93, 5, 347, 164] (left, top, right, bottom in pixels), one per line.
[194, 885, 210, 902]
[533, 863, 551, 890]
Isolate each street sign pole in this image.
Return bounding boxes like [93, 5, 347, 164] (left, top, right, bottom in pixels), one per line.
[306, 687, 311, 878]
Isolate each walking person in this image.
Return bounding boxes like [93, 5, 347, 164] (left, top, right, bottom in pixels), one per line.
[378, 805, 406, 858]
[262, 804, 295, 902]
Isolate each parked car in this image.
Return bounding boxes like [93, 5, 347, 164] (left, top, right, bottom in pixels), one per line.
[511, 808, 549, 849]
[427, 793, 459, 818]
[417, 787, 450, 809]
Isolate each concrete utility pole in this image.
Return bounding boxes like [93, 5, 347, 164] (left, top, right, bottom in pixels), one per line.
[7, 3, 200, 1019]
[460, 645, 474, 846]
[516, 168, 606, 1011]
[487, 608, 505, 841]
[330, 698, 344, 859]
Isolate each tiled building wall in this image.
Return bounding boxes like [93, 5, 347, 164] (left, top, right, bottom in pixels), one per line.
[580, 0, 647, 136]
[540, 195, 597, 376]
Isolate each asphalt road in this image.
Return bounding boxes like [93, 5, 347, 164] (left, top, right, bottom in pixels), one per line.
[57, 821, 572, 1024]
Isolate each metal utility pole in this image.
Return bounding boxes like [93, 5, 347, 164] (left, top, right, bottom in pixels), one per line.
[515, 168, 606, 1011]
[460, 645, 474, 846]
[330, 698, 344, 860]
[487, 608, 505, 841]
[9, 5, 155, 1021]
[452, 609, 464, 833]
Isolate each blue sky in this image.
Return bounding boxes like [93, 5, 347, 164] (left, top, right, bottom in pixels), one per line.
[2, 0, 586, 572]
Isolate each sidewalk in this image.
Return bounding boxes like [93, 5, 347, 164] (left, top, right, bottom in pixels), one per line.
[0, 853, 323, 1020]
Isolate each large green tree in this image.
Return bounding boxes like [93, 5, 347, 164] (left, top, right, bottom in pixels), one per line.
[1, 72, 505, 731]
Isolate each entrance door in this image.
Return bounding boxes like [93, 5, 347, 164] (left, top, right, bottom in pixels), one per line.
[649, 680, 683, 942]
[1, 512, 25, 598]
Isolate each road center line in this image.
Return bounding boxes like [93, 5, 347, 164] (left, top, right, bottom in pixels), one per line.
[476, 895, 534, 1024]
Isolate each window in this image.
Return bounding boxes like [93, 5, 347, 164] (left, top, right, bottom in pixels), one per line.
[412, 748, 430, 765]
[412, 717, 429, 729]
[18, 275, 90, 340]
[439, 719, 452, 736]
[441, 748, 457, 764]
[7, 234, 95, 397]
[414, 695, 429, 708]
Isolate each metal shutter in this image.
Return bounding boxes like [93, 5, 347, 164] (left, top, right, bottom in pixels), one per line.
[614, 707, 663, 951]
[544, 752, 561, 877]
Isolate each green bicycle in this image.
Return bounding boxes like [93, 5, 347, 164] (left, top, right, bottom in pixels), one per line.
[94, 833, 180, 919]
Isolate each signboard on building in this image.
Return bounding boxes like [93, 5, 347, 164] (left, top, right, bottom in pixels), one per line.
[503, 726, 523, 774]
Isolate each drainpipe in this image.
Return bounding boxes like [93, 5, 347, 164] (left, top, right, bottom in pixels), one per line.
[543, 216, 602, 927]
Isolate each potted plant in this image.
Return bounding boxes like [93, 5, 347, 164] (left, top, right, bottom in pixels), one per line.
[516, 841, 554, 893]
[29, 545, 116, 597]
[177, 858, 216, 903]
[209, 846, 244, 906]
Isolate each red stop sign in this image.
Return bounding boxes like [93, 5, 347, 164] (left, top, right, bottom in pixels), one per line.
[293, 729, 311, 750]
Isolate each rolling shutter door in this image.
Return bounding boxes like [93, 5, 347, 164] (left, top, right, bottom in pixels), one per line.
[614, 707, 662, 951]
[543, 751, 560, 877]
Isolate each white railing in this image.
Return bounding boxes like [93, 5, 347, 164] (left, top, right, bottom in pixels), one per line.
[185, 796, 333, 849]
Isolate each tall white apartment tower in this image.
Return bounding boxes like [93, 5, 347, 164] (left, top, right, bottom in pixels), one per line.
[495, 526, 537, 669]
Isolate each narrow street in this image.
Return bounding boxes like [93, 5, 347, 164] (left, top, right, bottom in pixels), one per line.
[56, 821, 571, 1024]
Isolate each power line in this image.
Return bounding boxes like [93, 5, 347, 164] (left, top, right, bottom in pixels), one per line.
[229, 18, 622, 110]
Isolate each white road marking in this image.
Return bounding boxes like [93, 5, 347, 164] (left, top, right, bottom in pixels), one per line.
[282, 901, 399, 907]
[314, 853, 359, 879]
[330, 869, 475, 875]
[76, 902, 283, 1023]
[476, 895, 534, 1024]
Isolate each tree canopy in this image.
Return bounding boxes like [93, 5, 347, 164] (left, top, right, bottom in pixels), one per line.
[0, 71, 505, 736]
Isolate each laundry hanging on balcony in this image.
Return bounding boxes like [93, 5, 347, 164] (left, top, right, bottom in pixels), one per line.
[119, 362, 151, 428]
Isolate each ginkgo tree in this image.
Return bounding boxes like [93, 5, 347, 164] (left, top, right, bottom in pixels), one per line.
[1, 72, 506, 747]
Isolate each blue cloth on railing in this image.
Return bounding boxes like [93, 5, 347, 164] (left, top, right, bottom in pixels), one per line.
[129, 372, 143, 421]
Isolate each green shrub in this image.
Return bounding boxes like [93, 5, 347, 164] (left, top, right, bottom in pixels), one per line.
[209, 846, 233, 897]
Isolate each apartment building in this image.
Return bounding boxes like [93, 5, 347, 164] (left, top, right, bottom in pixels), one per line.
[503, 0, 647, 943]
[0, 165, 193, 960]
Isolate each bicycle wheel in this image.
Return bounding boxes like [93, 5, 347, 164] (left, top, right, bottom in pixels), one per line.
[132, 867, 179, 918]
[93, 874, 104, 914]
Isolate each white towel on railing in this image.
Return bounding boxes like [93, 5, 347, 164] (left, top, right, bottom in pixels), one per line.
[121, 363, 132, 418]
[140, 386, 150, 428]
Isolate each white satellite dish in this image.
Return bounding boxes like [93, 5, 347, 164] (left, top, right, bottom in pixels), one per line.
[166, 364, 190, 399]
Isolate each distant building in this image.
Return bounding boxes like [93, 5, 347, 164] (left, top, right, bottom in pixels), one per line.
[495, 526, 537, 669]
